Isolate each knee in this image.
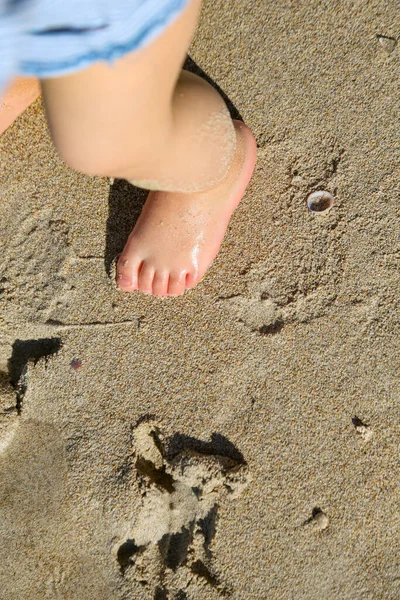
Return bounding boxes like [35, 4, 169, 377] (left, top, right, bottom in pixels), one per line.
[50, 121, 163, 179]
[51, 130, 129, 178]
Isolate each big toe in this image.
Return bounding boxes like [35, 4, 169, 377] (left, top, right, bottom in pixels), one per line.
[116, 254, 140, 291]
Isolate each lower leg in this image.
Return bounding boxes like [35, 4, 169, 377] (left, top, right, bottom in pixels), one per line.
[39, 0, 257, 296]
[125, 69, 237, 193]
[40, 0, 236, 193]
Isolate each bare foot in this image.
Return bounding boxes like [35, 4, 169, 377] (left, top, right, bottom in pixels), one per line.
[116, 120, 257, 296]
[0, 77, 40, 136]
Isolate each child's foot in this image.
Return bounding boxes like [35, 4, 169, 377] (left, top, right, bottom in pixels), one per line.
[0, 77, 40, 136]
[116, 120, 257, 296]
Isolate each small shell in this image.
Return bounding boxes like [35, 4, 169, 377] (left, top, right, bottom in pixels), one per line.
[377, 35, 397, 56]
[355, 425, 373, 442]
[352, 416, 373, 442]
[313, 510, 329, 530]
[307, 190, 334, 213]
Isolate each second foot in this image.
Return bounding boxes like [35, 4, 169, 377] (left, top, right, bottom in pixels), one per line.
[0, 77, 41, 136]
[116, 120, 257, 297]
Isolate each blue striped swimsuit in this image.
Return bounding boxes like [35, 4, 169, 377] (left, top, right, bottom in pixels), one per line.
[0, 0, 189, 92]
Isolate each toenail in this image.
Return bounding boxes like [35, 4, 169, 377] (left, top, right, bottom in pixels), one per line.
[117, 273, 131, 284]
[122, 260, 128, 267]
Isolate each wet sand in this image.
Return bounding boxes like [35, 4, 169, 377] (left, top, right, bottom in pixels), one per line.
[0, 1, 399, 598]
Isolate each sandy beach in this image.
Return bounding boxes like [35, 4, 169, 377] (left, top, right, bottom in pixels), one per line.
[1, 0, 399, 598]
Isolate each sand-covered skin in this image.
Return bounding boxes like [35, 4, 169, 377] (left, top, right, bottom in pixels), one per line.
[0, 1, 399, 598]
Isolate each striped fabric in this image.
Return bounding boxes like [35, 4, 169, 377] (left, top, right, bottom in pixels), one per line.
[0, 0, 189, 91]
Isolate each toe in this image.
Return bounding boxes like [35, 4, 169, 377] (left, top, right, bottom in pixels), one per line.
[152, 270, 169, 297]
[168, 271, 186, 296]
[185, 271, 199, 289]
[116, 254, 141, 291]
[138, 262, 156, 294]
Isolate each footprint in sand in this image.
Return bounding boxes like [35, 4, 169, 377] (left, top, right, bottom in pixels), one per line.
[0, 338, 62, 453]
[219, 140, 346, 335]
[115, 422, 251, 599]
[218, 266, 339, 335]
[0, 208, 71, 324]
[219, 234, 343, 335]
